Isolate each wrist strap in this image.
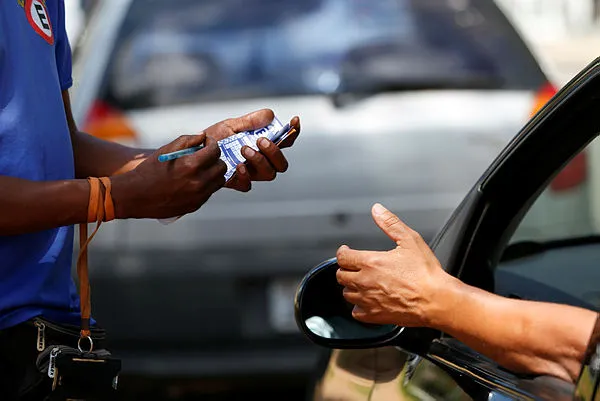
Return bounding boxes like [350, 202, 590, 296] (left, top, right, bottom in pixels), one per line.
[77, 177, 115, 348]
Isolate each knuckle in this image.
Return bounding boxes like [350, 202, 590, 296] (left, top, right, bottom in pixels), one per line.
[374, 255, 387, 268]
[365, 254, 380, 268]
[202, 143, 220, 163]
[171, 135, 191, 150]
[212, 141, 222, 158]
[360, 275, 374, 289]
[222, 119, 237, 133]
[190, 179, 205, 193]
[177, 134, 192, 142]
[353, 279, 367, 292]
[383, 213, 400, 228]
[335, 269, 344, 284]
[410, 229, 422, 241]
[352, 308, 365, 320]
[248, 147, 261, 161]
[179, 155, 197, 172]
[342, 287, 355, 300]
[217, 160, 228, 176]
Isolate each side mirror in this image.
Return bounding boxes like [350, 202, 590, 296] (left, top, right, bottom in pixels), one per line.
[295, 258, 440, 352]
[295, 258, 403, 349]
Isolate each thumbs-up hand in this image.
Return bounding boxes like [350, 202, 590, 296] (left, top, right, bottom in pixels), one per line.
[336, 203, 454, 327]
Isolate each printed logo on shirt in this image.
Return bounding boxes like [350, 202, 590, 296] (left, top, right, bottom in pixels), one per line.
[24, 0, 54, 45]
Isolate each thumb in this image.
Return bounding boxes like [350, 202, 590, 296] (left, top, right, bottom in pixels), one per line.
[161, 132, 207, 153]
[224, 109, 275, 133]
[371, 203, 410, 244]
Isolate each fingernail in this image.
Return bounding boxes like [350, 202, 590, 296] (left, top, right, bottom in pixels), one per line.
[238, 164, 247, 175]
[352, 305, 363, 316]
[259, 138, 271, 148]
[372, 203, 387, 215]
[243, 147, 256, 158]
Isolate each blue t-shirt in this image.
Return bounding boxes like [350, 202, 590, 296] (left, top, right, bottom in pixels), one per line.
[0, 0, 82, 329]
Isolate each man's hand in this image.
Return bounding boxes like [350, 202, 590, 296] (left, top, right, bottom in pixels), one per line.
[336, 204, 599, 383]
[203, 109, 300, 192]
[111, 134, 226, 219]
[335, 203, 453, 327]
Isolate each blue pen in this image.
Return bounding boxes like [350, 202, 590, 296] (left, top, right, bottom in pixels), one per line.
[158, 145, 204, 163]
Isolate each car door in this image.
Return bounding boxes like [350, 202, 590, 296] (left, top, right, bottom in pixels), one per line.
[310, 57, 600, 401]
[575, 356, 600, 401]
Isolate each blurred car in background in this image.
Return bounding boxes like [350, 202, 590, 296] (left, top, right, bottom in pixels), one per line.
[69, 0, 556, 397]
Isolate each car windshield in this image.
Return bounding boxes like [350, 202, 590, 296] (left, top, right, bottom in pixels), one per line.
[103, 0, 546, 110]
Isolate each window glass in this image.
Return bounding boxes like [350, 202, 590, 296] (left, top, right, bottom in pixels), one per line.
[102, 0, 546, 110]
[497, 139, 600, 311]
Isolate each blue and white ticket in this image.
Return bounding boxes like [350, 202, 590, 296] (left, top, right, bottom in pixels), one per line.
[157, 116, 292, 225]
[218, 116, 289, 181]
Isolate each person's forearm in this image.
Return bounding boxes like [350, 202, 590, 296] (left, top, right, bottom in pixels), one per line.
[71, 130, 153, 178]
[431, 277, 597, 382]
[0, 176, 89, 235]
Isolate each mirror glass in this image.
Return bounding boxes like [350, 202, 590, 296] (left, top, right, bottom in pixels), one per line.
[297, 259, 397, 343]
[304, 315, 397, 340]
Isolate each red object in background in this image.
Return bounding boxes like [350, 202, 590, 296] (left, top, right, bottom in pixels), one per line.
[85, 100, 116, 127]
[529, 83, 588, 192]
[551, 152, 588, 192]
[83, 100, 137, 142]
[530, 82, 558, 118]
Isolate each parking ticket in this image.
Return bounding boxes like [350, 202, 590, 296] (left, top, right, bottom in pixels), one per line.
[219, 116, 290, 181]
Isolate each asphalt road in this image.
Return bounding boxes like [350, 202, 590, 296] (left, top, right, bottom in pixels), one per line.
[115, 374, 311, 400]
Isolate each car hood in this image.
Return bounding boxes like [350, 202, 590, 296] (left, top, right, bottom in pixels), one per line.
[126, 90, 533, 149]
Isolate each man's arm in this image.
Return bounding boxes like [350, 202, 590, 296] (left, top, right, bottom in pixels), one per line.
[0, 133, 226, 235]
[1, 94, 299, 235]
[336, 204, 598, 383]
[62, 91, 301, 189]
[435, 276, 597, 382]
[1, 102, 293, 236]
[0, 176, 89, 235]
[62, 91, 153, 178]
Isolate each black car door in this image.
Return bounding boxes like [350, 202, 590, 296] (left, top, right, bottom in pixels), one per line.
[309, 57, 600, 401]
[374, 57, 600, 400]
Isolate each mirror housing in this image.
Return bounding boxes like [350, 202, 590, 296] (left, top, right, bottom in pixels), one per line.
[295, 258, 439, 353]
